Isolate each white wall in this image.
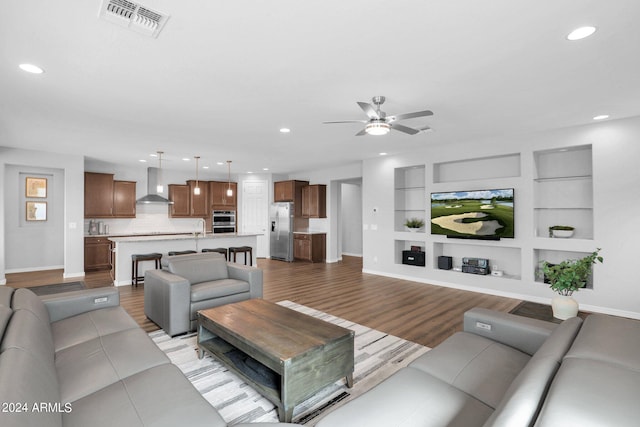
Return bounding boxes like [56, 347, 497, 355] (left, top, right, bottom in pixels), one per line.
[1, 147, 85, 283]
[361, 116, 640, 319]
[4, 165, 65, 272]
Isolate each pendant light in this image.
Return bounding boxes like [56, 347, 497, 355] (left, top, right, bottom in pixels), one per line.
[156, 151, 164, 194]
[193, 156, 201, 195]
[226, 160, 233, 197]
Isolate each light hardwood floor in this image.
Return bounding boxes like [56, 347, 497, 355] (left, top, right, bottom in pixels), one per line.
[5, 256, 522, 348]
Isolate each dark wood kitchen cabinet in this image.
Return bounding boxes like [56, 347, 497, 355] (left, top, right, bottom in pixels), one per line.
[187, 180, 209, 217]
[85, 172, 136, 218]
[274, 180, 308, 216]
[168, 184, 191, 217]
[84, 236, 112, 271]
[209, 181, 237, 210]
[302, 184, 326, 218]
[293, 233, 326, 262]
[113, 180, 137, 217]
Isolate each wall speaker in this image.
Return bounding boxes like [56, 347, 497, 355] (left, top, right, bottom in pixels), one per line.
[438, 256, 453, 270]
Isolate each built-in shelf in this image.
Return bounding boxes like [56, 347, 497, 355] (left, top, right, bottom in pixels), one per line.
[394, 165, 426, 232]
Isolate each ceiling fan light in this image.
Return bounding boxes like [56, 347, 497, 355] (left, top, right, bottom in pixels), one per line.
[365, 122, 390, 136]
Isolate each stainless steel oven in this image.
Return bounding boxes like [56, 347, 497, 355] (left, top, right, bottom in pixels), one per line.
[212, 210, 236, 234]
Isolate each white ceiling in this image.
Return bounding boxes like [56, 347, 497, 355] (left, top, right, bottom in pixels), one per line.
[1, 0, 639, 175]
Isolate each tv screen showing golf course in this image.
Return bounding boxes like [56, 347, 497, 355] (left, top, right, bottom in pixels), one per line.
[430, 188, 514, 239]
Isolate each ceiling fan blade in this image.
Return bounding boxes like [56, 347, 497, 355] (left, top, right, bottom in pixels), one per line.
[391, 123, 420, 135]
[323, 120, 367, 124]
[357, 102, 380, 120]
[388, 110, 434, 122]
[355, 128, 368, 136]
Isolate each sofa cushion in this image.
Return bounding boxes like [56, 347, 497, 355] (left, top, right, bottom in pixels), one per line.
[0, 286, 14, 307]
[535, 358, 640, 427]
[409, 332, 530, 409]
[51, 305, 139, 352]
[190, 278, 250, 302]
[564, 314, 640, 370]
[63, 363, 226, 427]
[316, 366, 493, 427]
[0, 348, 62, 427]
[482, 316, 583, 427]
[168, 253, 229, 285]
[12, 288, 51, 325]
[1, 309, 56, 369]
[0, 306, 12, 340]
[56, 328, 170, 403]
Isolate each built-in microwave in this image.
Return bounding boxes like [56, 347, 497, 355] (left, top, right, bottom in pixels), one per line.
[212, 210, 236, 234]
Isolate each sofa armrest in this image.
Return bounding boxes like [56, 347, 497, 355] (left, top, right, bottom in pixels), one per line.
[40, 287, 120, 323]
[227, 264, 263, 299]
[144, 269, 191, 336]
[464, 308, 557, 355]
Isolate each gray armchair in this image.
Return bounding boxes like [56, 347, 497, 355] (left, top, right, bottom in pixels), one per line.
[144, 252, 263, 336]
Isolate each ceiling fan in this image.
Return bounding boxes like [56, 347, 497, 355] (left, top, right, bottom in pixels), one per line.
[323, 96, 433, 136]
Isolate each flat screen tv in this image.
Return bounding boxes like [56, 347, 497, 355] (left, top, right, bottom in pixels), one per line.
[430, 188, 514, 239]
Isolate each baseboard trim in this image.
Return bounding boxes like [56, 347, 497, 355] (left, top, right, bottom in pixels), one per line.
[5, 265, 64, 274]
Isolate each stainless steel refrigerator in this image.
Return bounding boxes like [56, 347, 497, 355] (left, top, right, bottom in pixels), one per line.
[270, 202, 294, 261]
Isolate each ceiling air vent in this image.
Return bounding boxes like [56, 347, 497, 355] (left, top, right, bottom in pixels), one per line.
[99, 0, 169, 38]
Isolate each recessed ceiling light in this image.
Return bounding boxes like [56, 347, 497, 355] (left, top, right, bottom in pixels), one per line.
[593, 114, 609, 120]
[203, 166, 209, 169]
[247, 171, 254, 174]
[280, 128, 291, 133]
[19, 63, 44, 74]
[182, 158, 190, 161]
[379, 152, 388, 156]
[567, 26, 596, 41]
[139, 159, 147, 163]
[217, 162, 224, 166]
[263, 167, 269, 171]
[149, 153, 158, 157]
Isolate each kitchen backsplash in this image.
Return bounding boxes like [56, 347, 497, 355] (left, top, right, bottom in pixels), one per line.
[84, 203, 208, 235]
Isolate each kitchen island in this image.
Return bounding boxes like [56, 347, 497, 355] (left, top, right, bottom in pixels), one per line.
[109, 233, 258, 286]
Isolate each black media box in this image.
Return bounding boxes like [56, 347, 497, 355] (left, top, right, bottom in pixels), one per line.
[437, 256, 453, 270]
[402, 250, 425, 267]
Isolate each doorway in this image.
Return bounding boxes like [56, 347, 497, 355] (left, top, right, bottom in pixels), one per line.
[240, 180, 269, 257]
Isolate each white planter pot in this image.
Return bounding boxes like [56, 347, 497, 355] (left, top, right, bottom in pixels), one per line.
[552, 229, 574, 238]
[551, 295, 579, 320]
[406, 228, 421, 233]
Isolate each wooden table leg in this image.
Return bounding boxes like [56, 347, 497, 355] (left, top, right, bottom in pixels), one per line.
[346, 373, 354, 388]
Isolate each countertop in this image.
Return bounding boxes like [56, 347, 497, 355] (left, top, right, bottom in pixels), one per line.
[293, 231, 326, 235]
[109, 233, 260, 243]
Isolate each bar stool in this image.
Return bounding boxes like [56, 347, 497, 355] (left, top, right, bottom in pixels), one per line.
[167, 250, 197, 256]
[228, 246, 253, 266]
[131, 253, 163, 287]
[202, 248, 228, 260]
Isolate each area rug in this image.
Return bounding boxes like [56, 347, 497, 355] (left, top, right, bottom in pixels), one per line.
[27, 281, 86, 296]
[150, 300, 430, 425]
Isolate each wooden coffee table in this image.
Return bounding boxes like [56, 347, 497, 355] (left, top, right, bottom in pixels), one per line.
[197, 299, 354, 422]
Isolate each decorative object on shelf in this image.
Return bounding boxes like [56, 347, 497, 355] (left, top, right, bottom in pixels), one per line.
[25, 177, 47, 198]
[226, 160, 233, 197]
[193, 156, 201, 195]
[404, 217, 425, 232]
[549, 225, 575, 238]
[542, 248, 603, 320]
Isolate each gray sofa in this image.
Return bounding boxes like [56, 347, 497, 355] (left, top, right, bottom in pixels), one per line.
[144, 252, 263, 336]
[316, 308, 640, 427]
[0, 285, 295, 427]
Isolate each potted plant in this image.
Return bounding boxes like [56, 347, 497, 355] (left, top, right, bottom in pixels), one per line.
[404, 218, 425, 232]
[541, 248, 603, 319]
[549, 225, 575, 238]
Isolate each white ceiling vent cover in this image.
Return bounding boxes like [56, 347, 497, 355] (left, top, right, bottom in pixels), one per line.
[99, 0, 169, 38]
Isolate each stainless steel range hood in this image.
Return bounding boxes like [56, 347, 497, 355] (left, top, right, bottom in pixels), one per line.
[136, 167, 174, 204]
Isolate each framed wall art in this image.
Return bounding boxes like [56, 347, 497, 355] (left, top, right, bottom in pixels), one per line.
[26, 177, 47, 198]
[26, 201, 47, 221]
